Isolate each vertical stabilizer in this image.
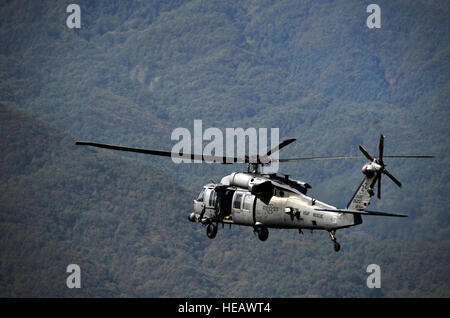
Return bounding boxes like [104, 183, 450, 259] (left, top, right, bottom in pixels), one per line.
[347, 172, 378, 211]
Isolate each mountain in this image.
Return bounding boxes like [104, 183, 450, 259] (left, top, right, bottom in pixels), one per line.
[0, 104, 204, 297]
[0, 104, 448, 297]
[0, 0, 449, 297]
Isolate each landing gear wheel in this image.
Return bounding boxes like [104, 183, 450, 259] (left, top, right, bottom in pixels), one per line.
[206, 223, 217, 239]
[333, 242, 341, 252]
[256, 226, 269, 241]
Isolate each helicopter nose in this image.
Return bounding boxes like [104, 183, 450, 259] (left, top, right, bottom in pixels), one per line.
[188, 212, 196, 222]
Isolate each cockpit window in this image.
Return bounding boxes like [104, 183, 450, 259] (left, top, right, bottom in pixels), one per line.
[197, 188, 206, 202]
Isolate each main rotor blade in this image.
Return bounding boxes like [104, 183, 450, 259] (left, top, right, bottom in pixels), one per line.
[274, 155, 362, 162]
[359, 144, 375, 162]
[379, 134, 385, 163]
[377, 173, 382, 199]
[77, 141, 434, 164]
[383, 168, 402, 188]
[383, 155, 435, 158]
[264, 138, 296, 157]
[274, 154, 434, 163]
[75, 141, 243, 164]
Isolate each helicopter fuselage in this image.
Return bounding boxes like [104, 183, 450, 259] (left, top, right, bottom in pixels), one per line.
[190, 173, 361, 232]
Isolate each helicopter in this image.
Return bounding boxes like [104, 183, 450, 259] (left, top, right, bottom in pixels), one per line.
[76, 134, 433, 252]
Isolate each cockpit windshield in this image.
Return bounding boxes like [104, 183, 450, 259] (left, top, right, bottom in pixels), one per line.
[196, 188, 206, 201]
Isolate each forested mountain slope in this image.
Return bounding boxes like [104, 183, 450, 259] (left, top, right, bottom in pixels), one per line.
[0, 105, 448, 297]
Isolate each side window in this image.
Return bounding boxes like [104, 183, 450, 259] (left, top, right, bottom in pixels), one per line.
[242, 194, 253, 211]
[197, 188, 205, 202]
[209, 191, 217, 207]
[233, 193, 243, 209]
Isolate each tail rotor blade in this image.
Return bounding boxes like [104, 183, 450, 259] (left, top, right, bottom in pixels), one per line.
[383, 168, 402, 188]
[359, 145, 374, 162]
[377, 173, 382, 199]
[379, 134, 385, 163]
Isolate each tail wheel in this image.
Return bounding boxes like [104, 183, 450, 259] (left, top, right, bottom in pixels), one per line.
[256, 226, 269, 241]
[206, 223, 217, 239]
[333, 242, 341, 252]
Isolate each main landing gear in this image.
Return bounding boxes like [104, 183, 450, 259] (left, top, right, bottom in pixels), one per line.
[206, 223, 218, 239]
[329, 230, 341, 252]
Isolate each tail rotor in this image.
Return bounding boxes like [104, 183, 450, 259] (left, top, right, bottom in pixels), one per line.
[359, 134, 403, 199]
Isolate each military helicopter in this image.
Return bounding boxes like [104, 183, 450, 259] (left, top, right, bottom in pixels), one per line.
[76, 135, 433, 252]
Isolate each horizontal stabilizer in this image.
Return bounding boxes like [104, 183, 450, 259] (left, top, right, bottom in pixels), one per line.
[314, 208, 407, 218]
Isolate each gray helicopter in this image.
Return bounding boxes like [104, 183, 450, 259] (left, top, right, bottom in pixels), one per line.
[76, 135, 432, 252]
